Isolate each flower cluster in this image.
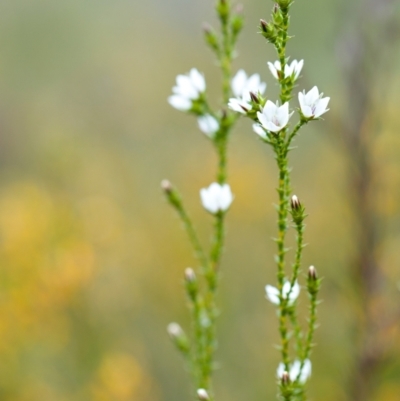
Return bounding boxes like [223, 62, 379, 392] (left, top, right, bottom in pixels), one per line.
[265, 280, 300, 306]
[226, 60, 330, 137]
[228, 70, 266, 114]
[168, 68, 220, 139]
[277, 359, 312, 384]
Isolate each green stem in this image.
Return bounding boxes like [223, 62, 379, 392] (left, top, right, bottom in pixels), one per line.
[220, 9, 232, 103]
[285, 120, 306, 152]
[304, 291, 318, 362]
[274, 136, 291, 369]
[278, 10, 290, 104]
[176, 205, 208, 270]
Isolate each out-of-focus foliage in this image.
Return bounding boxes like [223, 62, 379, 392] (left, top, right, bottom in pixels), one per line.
[0, 0, 398, 400]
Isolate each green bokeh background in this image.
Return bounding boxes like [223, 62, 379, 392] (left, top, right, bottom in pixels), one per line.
[0, 0, 399, 400]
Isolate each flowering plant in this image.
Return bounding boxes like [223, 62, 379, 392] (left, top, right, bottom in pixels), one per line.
[163, 0, 329, 400]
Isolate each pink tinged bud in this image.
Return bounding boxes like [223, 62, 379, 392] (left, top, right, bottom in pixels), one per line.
[308, 265, 317, 280]
[290, 195, 301, 210]
[161, 179, 173, 193]
[260, 19, 268, 32]
[250, 91, 259, 103]
[281, 371, 291, 385]
[197, 389, 210, 401]
[184, 267, 196, 283]
[167, 322, 183, 339]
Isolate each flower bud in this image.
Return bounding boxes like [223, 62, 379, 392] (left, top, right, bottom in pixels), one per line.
[249, 91, 260, 103]
[161, 179, 173, 194]
[308, 265, 317, 281]
[167, 323, 190, 354]
[203, 23, 220, 53]
[197, 389, 210, 401]
[217, 0, 229, 23]
[184, 267, 198, 301]
[307, 265, 320, 296]
[281, 371, 290, 385]
[259, 19, 277, 43]
[231, 4, 244, 37]
[184, 267, 196, 283]
[290, 195, 301, 211]
[167, 322, 183, 339]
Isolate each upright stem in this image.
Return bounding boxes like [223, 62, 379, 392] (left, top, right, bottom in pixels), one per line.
[274, 136, 291, 369]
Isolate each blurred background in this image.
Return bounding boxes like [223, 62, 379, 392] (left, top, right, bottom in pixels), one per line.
[0, 0, 399, 400]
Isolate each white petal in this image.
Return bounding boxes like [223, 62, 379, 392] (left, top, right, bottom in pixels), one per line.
[200, 187, 218, 214]
[246, 74, 261, 93]
[300, 359, 312, 383]
[190, 68, 206, 92]
[228, 98, 251, 113]
[231, 70, 247, 97]
[284, 63, 293, 78]
[198, 115, 219, 137]
[252, 124, 267, 139]
[305, 86, 320, 104]
[265, 285, 280, 304]
[282, 281, 292, 298]
[314, 97, 330, 118]
[276, 362, 285, 379]
[288, 281, 300, 304]
[294, 60, 304, 79]
[290, 360, 301, 381]
[276, 102, 290, 127]
[264, 121, 282, 133]
[268, 62, 279, 79]
[168, 95, 192, 111]
[263, 100, 278, 120]
[176, 75, 198, 99]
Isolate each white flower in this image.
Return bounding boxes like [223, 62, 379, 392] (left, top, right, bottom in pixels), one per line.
[200, 183, 233, 214]
[257, 100, 292, 133]
[277, 359, 312, 384]
[228, 70, 266, 114]
[268, 59, 304, 80]
[198, 114, 219, 138]
[168, 68, 206, 111]
[227, 98, 252, 114]
[265, 280, 300, 305]
[231, 69, 267, 99]
[252, 123, 267, 139]
[298, 86, 330, 119]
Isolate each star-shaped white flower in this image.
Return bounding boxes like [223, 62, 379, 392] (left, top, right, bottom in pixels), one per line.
[228, 70, 266, 114]
[200, 183, 233, 214]
[257, 100, 292, 133]
[277, 359, 312, 384]
[265, 280, 300, 306]
[268, 59, 304, 80]
[298, 86, 330, 119]
[198, 114, 219, 138]
[168, 68, 206, 111]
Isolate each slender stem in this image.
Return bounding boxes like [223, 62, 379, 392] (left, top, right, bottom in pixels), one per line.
[176, 206, 208, 269]
[220, 6, 232, 103]
[274, 136, 291, 369]
[303, 291, 318, 362]
[285, 120, 306, 152]
[288, 309, 304, 356]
